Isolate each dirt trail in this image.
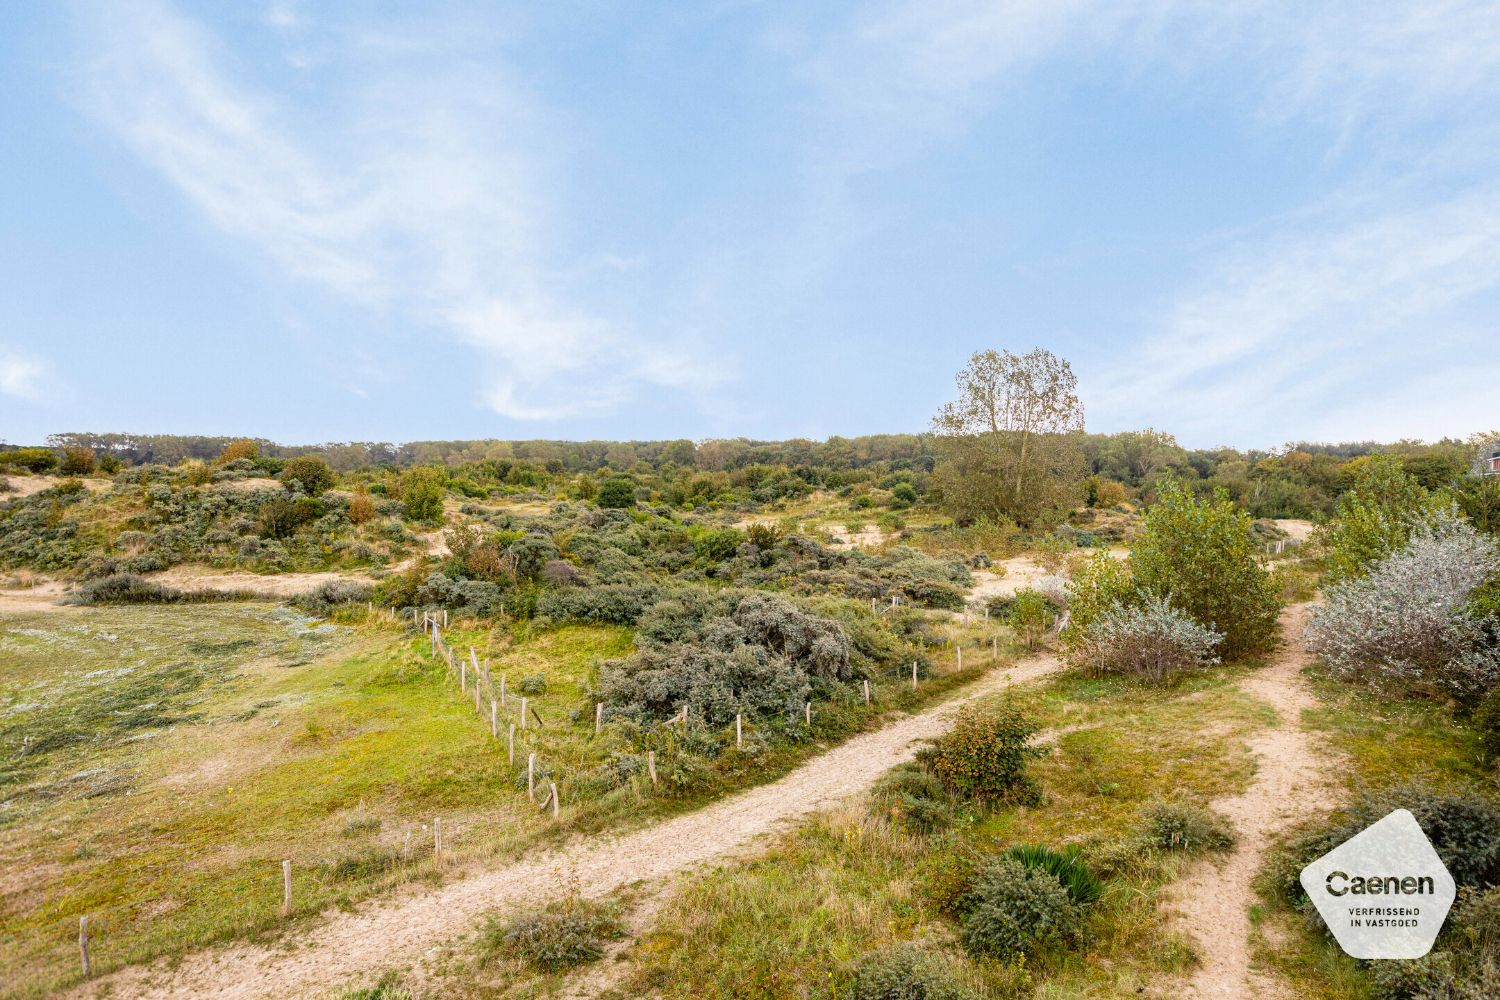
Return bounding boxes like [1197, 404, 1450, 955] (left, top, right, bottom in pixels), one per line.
[66, 655, 1061, 1000]
[1170, 603, 1337, 999]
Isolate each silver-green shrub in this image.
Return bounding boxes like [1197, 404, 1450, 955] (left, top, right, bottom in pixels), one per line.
[1071, 594, 1222, 683]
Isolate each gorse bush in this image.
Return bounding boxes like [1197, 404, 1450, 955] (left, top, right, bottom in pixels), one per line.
[1144, 801, 1236, 852]
[1070, 594, 1223, 684]
[1003, 843, 1104, 905]
[920, 702, 1045, 806]
[1304, 510, 1500, 700]
[1130, 478, 1282, 659]
[476, 896, 625, 972]
[850, 944, 982, 1000]
[960, 856, 1083, 960]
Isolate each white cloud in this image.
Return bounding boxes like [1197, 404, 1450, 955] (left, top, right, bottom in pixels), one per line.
[74, 0, 722, 420]
[0, 351, 49, 401]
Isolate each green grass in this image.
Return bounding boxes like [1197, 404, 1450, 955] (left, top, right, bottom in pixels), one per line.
[612, 663, 1277, 999]
[0, 600, 1018, 997]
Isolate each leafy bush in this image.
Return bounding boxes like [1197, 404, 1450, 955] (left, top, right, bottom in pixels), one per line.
[692, 526, 744, 563]
[537, 583, 662, 625]
[1304, 510, 1500, 699]
[476, 897, 624, 972]
[279, 456, 336, 495]
[1070, 594, 1223, 684]
[960, 856, 1083, 959]
[850, 944, 982, 1000]
[59, 446, 96, 475]
[1003, 843, 1104, 905]
[920, 702, 1045, 806]
[515, 673, 547, 696]
[1320, 454, 1447, 584]
[1061, 551, 1139, 649]
[1144, 801, 1236, 852]
[1007, 588, 1055, 650]
[597, 476, 636, 509]
[1131, 478, 1282, 659]
[0, 448, 57, 472]
[400, 466, 447, 522]
[348, 486, 376, 525]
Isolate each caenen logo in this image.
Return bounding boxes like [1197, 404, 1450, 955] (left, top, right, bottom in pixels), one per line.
[1299, 809, 1456, 959]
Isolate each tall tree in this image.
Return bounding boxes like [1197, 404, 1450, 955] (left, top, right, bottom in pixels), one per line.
[931, 348, 1086, 527]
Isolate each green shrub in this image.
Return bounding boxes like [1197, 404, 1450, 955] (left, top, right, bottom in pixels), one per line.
[400, 466, 447, 522]
[1003, 843, 1104, 905]
[476, 897, 625, 972]
[1320, 454, 1446, 584]
[1061, 551, 1139, 649]
[515, 673, 547, 696]
[1131, 478, 1282, 659]
[960, 857, 1083, 959]
[1007, 588, 1055, 650]
[59, 446, 96, 475]
[0, 448, 57, 472]
[279, 455, 336, 495]
[597, 476, 636, 509]
[872, 762, 955, 834]
[1144, 801, 1236, 852]
[850, 944, 981, 1000]
[292, 579, 374, 617]
[692, 526, 745, 563]
[537, 583, 662, 625]
[920, 702, 1045, 806]
[63, 573, 177, 604]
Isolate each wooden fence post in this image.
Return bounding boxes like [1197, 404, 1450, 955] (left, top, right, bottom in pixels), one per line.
[281, 860, 292, 916]
[460, 658, 466, 692]
[805, 701, 811, 726]
[735, 713, 743, 748]
[863, 679, 870, 705]
[527, 754, 536, 801]
[500, 674, 506, 706]
[957, 646, 963, 671]
[79, 915, 90, 978]
[912, 661, 918, 690]
[595, 702, 603, 735]
[434, 817, 442, 863]
[520, 697, 528, 729]
[491, 701, 498, 738]
[508, 723, 516, 764]
[647, 750, 658, 788]
[549, 782, 559, 819]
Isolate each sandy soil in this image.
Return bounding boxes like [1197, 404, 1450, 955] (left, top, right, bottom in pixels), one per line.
[1271, 519, 1316, 543]
[824, 523, 887, 549]
[0, 475, 112, 499]
[144, 566, 372, 597]
[61, 654, 1062, 1000]
[0, 578, 73, 615]
[1167, 603, 1339, 999]
[967, 556, 1049, 600]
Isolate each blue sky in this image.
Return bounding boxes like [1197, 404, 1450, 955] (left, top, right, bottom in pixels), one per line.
[2, 1, 1498, 449]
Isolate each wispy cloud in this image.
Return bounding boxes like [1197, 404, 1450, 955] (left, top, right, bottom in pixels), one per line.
[796, 0, 1500, 444]
[72, 0, 721, 421]
[0, 350, 50, 402]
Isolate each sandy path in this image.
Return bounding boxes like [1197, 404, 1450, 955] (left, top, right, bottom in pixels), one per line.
[1169, 603, 1337, 999]
[65, 655, 1061, 1000]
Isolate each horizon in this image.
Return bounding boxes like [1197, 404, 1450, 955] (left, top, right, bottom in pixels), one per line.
[4, 2, 1499, 449]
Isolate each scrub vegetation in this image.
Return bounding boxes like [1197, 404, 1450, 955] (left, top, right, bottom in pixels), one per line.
[3, 354, 1499, 999]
